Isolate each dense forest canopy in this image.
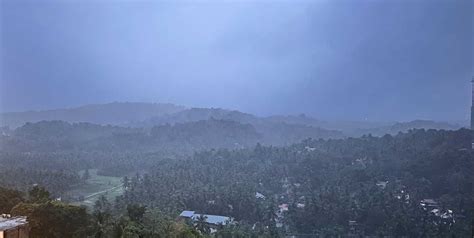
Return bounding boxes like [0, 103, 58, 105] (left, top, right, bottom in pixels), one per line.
[0, 103, 471, 238]
[0, 114, 472, 237]
[1, 103, 462, 136]
[1, 0, 471, 236]
[0, 119, 342, 153]
[117, 128, 474, 236]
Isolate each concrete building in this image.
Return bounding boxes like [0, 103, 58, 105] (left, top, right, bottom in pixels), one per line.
[0, 215, 29, 238]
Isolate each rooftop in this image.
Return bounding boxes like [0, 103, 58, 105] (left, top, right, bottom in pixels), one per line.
[179, 210, 232, 225]
[0, 216, 28, 231]
[255, 192, 265, 199]
[421, 198, 437, 204]
[179, 210, 195, 218]
[192, 214, 231, 225]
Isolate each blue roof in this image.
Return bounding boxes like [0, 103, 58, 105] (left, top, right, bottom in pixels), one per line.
[179, 210, 195, 218]
[192, 214, 232, 225]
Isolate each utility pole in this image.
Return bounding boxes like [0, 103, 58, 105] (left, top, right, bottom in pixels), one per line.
[471, 78, 474, 130]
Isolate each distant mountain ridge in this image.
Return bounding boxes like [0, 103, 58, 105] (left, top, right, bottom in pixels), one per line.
[0, 104, 344, 146]
[0, 102, 463, 138]
[132, 107, 344, 144]
[353, 119, 463, 137]
[0, 102, 186, 128]
[133, 107, 258, 127]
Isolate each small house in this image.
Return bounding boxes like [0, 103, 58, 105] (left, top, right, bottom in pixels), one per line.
[0, 215, 29, 238]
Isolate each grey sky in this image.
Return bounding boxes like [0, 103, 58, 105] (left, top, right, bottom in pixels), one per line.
[1, 0, 472, 121]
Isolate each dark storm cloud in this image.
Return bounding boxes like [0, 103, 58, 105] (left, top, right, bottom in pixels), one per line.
[1, 0, 472, 121]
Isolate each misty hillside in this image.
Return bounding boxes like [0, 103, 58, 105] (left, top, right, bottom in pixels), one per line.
[264, 114, 325, 128]
[118, 129, 473, 236]
[390, 120, 462, 131]
[136, 107, 344, 144]
[150, 118, 262, 149]
[1, 103, 462, 139]
[139, 107, 460, 139]
[265, 115, 463, 136]
[2, 127, 471, 237]
[1, 104, 344, 145]
[135, 107, 258, 126]
[1, 0, 471, 237]
[1, 117, 344, 153]
[0, 120, 261, 153]
[353, 120, 463, 137]
[0, 102, 186, 128]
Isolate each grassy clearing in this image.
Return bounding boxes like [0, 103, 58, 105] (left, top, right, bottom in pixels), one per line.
[67, 169, 123, 209]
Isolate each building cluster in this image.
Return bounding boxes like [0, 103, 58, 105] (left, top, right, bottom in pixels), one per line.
[420, 199, 455, 225]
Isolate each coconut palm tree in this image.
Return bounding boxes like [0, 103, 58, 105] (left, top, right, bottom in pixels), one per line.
[195, 214, 210, 235]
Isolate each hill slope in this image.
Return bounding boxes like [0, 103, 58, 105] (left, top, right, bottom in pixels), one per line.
[353, 120, 463, 136]
[0, 119, 262, 153]
[0, 102, 185, 128]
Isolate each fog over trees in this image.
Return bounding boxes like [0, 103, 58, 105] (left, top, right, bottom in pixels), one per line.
[0, 103, 472, 237]
[0, 0, 472, 237]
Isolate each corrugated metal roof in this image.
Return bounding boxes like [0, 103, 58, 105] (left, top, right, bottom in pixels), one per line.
[179, 210, 195, 218]
[192, 214, 231, 225]
[0, 217, 28, 231]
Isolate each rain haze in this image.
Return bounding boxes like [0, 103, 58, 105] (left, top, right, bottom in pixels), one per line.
[1, 1, 474, 237]
[1, 0, 472, 121]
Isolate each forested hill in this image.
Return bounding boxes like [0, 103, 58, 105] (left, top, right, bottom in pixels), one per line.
[140, 109, 462, 137]
[119, 128, 474, 237]
[0, 120, 262, 153]
[135, 108, 259, 127]
[0, 127, 472, 237]
[353, 120, 463, 137]
[0, 102, 186, 128]
[1, 119, 342, 153]
[1, 102, 461, 137]
[135, 108, 344, 145]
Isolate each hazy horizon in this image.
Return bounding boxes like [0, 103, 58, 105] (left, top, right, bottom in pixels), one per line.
[0, 2, 473, 236]
[1, 0, 473, 122]
[0, 101, 470, 126]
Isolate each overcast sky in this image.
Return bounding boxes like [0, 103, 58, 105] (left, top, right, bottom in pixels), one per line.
[1, 0, 472, 121]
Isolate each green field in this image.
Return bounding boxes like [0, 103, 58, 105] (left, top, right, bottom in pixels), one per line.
[67, 169, 123, 209]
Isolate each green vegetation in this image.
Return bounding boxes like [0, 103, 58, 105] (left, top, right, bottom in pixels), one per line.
[0, 186, 24, 213]
[1, 186, 204, 238]
[0, 167, 81, 197]
[0, 113, 472, 237]
[68, 169, 123, 208]
[6, 186, 89, 238]
[118, 129, 474, 237]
